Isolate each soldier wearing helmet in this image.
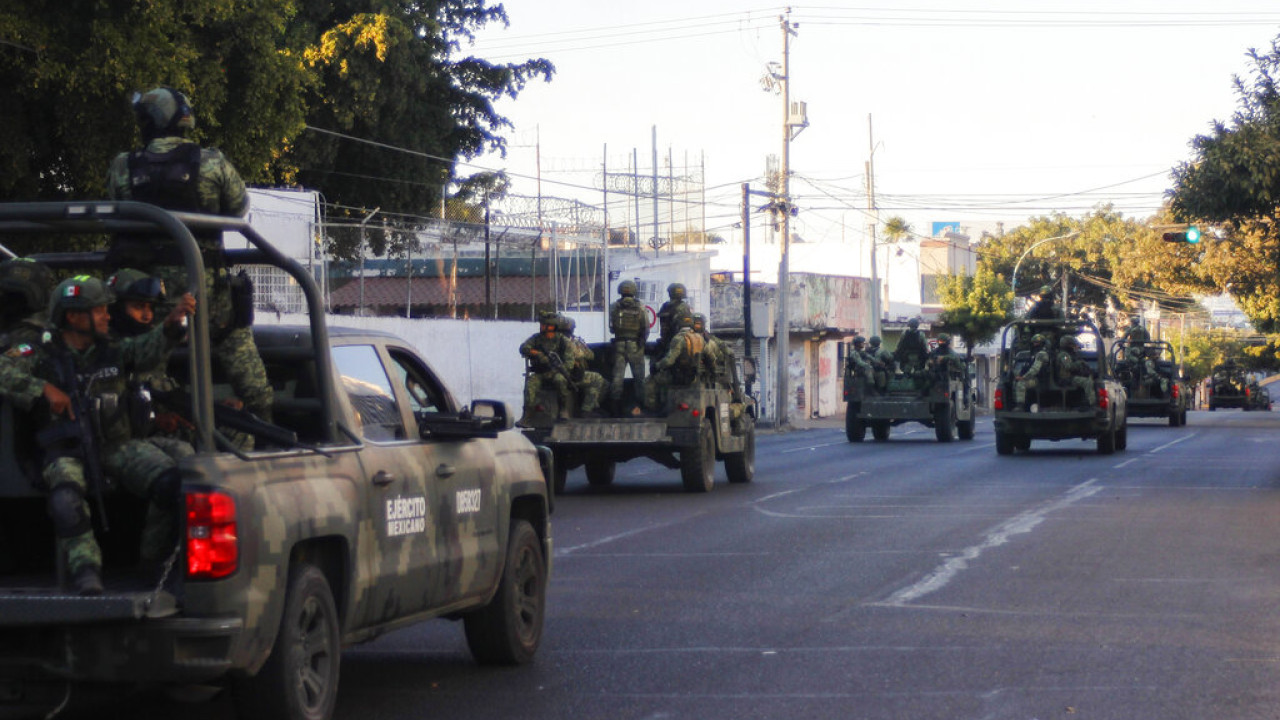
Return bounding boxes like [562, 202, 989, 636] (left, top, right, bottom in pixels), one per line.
[1055, 335, 1097, 409]
[654, 282, 692, 359]
[558, 316, 606, 417]
[866, 336, 895, 391]
[608, 280, 649, 412]
[845, 335, 874, 393]
[1014, 333, 1051, 410]
[928, 333, 965, 378]
[1122, 316, 1150, 343]
[0, 258, 55, 351]
[105, 87, 272, 433]
[0, 276, 196, 594]
[646, 313, 713, 409]
[894, 317, 928, 373]
[1027, 284, 1060, 320]
[519, 314, 576, 421]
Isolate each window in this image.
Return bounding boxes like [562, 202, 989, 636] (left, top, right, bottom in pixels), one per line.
[387, 348, 450, 416]
[332, 345, 405, 441]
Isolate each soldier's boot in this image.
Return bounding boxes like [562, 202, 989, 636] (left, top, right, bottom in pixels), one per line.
[71, 563, 103, 596]
[49, 485, 102, 595]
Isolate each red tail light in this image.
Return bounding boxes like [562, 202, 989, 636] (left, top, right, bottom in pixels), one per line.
[994, 387, 1005, 410]
[1097, 388, 1109, 410]
[677, 402, 690, 411]
[692, 409, 701, 417]
[1246, 387, 1252, 398]
[1171, 384, 1179, 399]
[187, 491, 238, 579]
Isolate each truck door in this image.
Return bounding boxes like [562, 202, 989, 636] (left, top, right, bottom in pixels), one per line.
[331, 343, 441, 627]
[385, 347, 502, 606]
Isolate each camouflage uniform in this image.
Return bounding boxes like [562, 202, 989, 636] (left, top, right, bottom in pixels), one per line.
[866, 336, 895, 391]
[654, 283, 692, 359]
[645, 317, 711, 409]
[520, 319, 575, 420]
[560, 317, 604, 415]
[894, 318, 927, 373]
[845, 337, 874, 394]
[0, 278, 188, 592]
[927, 335, 966, 378]
[1122, 318, 1150, 343]
[105, 88, 271, 427]
[0, 258, 54, 351]
[1014, 335, 1050, 408]
[1027, 285, 1060, 320]
[608, 284, 649, 408]
[1055, 336, 1096, 408]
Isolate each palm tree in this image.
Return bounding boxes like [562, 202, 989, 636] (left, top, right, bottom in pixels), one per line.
[882, 216, 913, 244]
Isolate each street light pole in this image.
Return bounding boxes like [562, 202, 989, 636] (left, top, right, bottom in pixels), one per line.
[1010, 230, 1081, 305]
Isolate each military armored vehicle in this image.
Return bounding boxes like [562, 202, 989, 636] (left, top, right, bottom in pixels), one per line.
[0, 202, 553, 720]
[520, 341, 755, 493]
[1208, 361, 1248, 410]
[1109, 339, 1190, 426]
[1248, 385, 1273, 411]
[992, 318, 1128, 455]
[842, 348, 976, 443]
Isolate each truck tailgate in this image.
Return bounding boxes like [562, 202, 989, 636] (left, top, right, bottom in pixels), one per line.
[549, 420, 670, 444]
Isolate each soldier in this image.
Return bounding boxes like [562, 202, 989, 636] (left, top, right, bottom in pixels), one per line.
[927, 333, 966, 378]
[693, 314, 743, 402]
[1122, 317, 1150, 343]
[1056, 335, 1096, 409]
[0, 257, 54, 350]
[608, 280, 649, 413]
[519, 314, 576, 421]
[866, 336, 895, 391]
[1014, 334, 1050, 410]
[105, 87, 273, 428]
[559, 316, 606, 417]
[1027, 285, 1060, 319]
[846, 336, 874, 393]
[654, 282, 692, 358]
[0, 276, 195, 594]
[894, 317, 927, 373]
[645, 314, 712, 409]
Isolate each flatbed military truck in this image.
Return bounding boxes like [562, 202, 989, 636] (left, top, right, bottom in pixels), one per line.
[842, 349, 976, 443]
[1208, 360, 1248, 410]
[993, 318, 1128, 455]
[520, 341, 755, 493]
[0, 202, 553, 720]
[1109, 339, 1190, 426]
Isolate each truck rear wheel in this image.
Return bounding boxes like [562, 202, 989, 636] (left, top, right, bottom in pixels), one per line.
[845, 405, 866, 442]
[725, 425, 755, 484]
[872, 420, 890, 442]
[585, 459, 616, 487]
[1168, 411, 1179, 427]
[934, 405, 955, 442]
[680, 417, 716, 493]
[1097, 426, 1116, 454]
[465, 520, 546, 665]
[552, 453, 568, 495]
[233, 563, 340, 720]
[956, 417, 975, 440]
[995, 430, 1013, 455]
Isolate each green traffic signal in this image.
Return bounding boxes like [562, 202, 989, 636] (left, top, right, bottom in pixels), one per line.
[1185, 226, 1201, 243]
[1161, 225, 1202, 243]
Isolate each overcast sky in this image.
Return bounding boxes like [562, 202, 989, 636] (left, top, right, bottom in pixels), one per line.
[468, 2, 1280, 246]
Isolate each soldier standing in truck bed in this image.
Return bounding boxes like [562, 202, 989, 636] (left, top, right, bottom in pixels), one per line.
[608, 280, 649, 413]
[894, 318, 927, 373]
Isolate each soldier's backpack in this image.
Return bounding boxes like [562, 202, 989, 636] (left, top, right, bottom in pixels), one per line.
[613, 298, 647, 340]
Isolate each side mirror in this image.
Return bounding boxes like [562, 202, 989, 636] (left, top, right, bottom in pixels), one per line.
[471, 399, 514, 432]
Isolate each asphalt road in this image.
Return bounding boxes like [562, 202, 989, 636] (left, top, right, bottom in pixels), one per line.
[104, 409, 1280, 719]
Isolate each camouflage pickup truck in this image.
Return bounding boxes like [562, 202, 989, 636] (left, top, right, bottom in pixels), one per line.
[842, 352, 976, 443]
[1109, 339, 1190, 426]
[0, 203, 553, 720]
[1208, 360, 1249, 411]
[520, 341, 755, 493]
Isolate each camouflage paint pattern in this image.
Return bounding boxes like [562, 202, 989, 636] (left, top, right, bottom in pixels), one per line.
[105, 137, 248, 218]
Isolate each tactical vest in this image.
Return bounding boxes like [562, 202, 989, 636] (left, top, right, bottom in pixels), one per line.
[37, 340, 134, 448]
[1055, 352, 1076, 382]
[612, 298, 646, 340]
[127, 142, 203, 213]
[679, 332, 705, 366]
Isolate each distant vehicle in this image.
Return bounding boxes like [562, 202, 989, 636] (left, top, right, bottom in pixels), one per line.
[1246, 384, 1272, 412]
[1109, 339, 1190, 426]
[842, 351, 976, 443]
[992, 318, 1128, 455]
[1208, 361, 1249, 410]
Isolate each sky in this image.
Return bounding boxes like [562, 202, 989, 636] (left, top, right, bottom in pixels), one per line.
[466, 1, 1280, 251]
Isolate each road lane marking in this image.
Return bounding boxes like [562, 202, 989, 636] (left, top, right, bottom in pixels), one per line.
[875, 478, 1103, 606]
[1113, 458, 1140, 469]
[782, 440, 850, 454]
[556, 513, 708, 557]
[1148, 432, 1198, 454]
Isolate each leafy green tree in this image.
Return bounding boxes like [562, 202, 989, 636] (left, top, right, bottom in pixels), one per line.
[881, 216, 912, 244]
[936, 266, 1013, 357]
[1169, 36, 1280, 331]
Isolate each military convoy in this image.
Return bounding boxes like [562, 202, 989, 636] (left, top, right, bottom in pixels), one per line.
[0, 203, 553, 720]
[993, 318, 1128, 455]
[1208, 360, 1249, 410]
[842, 348, 976, 443]
[1109, 339, 1190, 426]
[519, 341, 756, 493]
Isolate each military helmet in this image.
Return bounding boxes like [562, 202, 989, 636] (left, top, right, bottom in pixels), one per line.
[692, 313, 706, 330]
[562, 316, 577, 335]
[1030, 333, 1046, 346]
[108, 268, 166, 303]
[907, 318, 920, 329]
[1059, 335, 1078, 350]
[852, 335, 866, 345]
[869, 335, 882, 347]
[618, 279, 638, 297]
[1129, 316, 1141, 325]
[667, 282, 686, 300]
[1039, 284, 1053, 296]
[936, 333, 951, 344]
[676, 314, 695, 329]
[49, 275, 114, 328]
[133, 87, 195, 141]
[0, 258, 55, 315]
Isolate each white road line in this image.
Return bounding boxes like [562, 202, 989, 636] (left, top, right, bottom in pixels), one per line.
[1148, 432, 1198, 454]
[556, 514, 706, 556]
[878, 479, 1103, 606]
[1113, 458, 1140, 469]
[781, 441, 849, 454]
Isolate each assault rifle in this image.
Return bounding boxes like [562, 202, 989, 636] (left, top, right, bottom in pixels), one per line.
[37, 354, 110, 531]
[545, 351, 580, 391]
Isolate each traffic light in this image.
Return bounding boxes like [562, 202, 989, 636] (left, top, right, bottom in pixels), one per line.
[1162, 226, 1201, 243]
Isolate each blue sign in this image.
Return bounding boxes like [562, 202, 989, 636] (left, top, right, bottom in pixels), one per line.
[932, 221, 960, 236]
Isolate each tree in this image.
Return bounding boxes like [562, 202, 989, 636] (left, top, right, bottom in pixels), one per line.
[881, 216, 913, 244]
[936, 266, 1013, 356]
[1168, 36, 1280, 331]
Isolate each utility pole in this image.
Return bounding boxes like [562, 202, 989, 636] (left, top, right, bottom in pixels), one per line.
[867, 114, 880, 337]
[774, 10, 800, 427]
[357, 206, 380, 317]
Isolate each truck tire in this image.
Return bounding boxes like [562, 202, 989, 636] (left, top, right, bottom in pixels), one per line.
[725, 425, 755, 484]
[846, 405, 866, 443]
[934, 405, 955, 442]
[1015, 436, 1031, 452]
[464, 519, 546, 665]
[871, 420, 891, 442]
[552, 457, 568, 495]
[995, 430, 1013, 455]
[585, 459, 616, 487]
[233, 563, 340, 720]
[956, 417, 975, 440]
[680, 417, 716, 493]
[1116, 424, 1128, 450]
[1181, 409, 1188, 425]
[1097, 426, 1116, 454]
